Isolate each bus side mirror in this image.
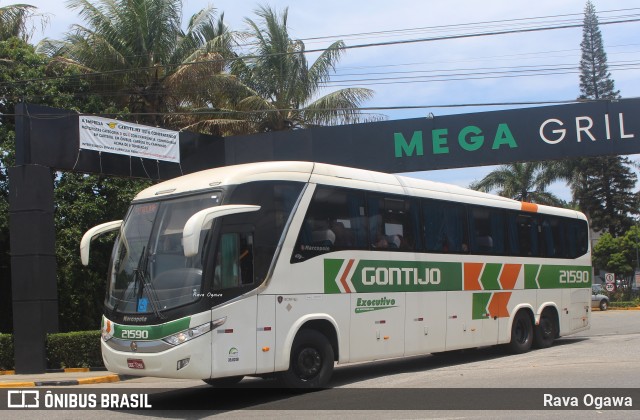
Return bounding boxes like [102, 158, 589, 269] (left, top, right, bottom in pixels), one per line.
[183, 205, 260, 257]
[80, 220, 123, 266]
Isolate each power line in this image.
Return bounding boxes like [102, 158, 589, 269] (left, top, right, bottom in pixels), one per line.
[2, 97, 638, 119]
[5, 58, 637, 98]
[2, 14, 639, 88]
[299, 8, 640, 43]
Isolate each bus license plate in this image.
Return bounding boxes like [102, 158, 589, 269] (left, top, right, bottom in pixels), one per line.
[127, 359, 145, 369]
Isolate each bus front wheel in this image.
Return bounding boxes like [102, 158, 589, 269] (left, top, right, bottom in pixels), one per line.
[279, 329, 334, 388]
[507, 311, 533, 354]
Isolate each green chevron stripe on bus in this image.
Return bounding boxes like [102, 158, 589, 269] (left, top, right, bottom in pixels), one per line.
[524, 265, 592, 289]
[472, 292, 493, 319]
[107, 316, 191, 340]
[324, 258, 462, 293]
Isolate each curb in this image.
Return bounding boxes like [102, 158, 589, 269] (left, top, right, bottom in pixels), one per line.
[0, 367, 107, 375]
[0, 374, 136, 388]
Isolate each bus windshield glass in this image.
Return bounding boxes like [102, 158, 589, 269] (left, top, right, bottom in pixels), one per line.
[106, 192, 222, 314]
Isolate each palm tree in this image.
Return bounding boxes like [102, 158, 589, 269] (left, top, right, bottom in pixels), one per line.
[0, 3, 42, 41]
[470, 162, 565, 206]
[40, 0, 247, 128]
[231, 5, 378, 132]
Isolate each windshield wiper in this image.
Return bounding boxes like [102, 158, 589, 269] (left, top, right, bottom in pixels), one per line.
[134, 246, 166, 320]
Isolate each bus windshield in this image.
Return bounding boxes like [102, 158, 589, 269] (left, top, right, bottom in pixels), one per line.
[106, 192, 222, 314]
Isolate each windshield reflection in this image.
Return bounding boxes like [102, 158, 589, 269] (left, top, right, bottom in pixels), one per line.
[107, 192, 221, 313]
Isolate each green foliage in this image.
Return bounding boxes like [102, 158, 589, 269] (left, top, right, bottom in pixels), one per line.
[469, 162, 565, 206]
[0, 37, 100, 332]
[43, 0, 243, 128]
[572, 157, 638, 236]
[231, 5, 378, 132]
[593, 226, 640, 276]
[0, 3, 41, 42]
[0, 334, 14, 370]
[0, 331, 105, 369]
[609, 301, 640, 308]
[579, 1, 619, 100]
[55, 174, 149, 331]
[559, 2, 637, 234]
[46, 331, 103, 369]
[0, 37, 148, 332]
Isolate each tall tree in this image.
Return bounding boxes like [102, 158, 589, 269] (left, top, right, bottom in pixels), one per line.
[578, 0, 619, 101]
[565, 1, 638, 235]
[574, 156, 637, 237]
[230, 5, 378, 132]
[469, 162, 564, 206]
[0, 2, 40, 41]
[40, 0, 247, 128]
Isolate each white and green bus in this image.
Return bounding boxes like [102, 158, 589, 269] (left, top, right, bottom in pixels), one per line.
[81, 161, 592, 388]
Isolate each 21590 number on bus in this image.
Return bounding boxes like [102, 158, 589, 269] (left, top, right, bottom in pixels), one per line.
[559, 270, 590, 284]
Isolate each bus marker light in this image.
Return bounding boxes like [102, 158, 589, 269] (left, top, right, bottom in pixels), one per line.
[383, 336, 390, 340]
[262, 347, 270, 352]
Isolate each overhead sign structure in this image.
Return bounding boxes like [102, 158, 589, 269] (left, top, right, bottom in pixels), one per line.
[79, 116, 180, 163]
[14, 98, 640, 179]
[224, 98, 640, 173]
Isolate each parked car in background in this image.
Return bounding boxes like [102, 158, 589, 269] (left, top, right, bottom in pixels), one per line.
[592, 284, 609, 311]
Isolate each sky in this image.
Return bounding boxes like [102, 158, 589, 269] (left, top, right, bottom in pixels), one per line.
[6, 0, 640, 200]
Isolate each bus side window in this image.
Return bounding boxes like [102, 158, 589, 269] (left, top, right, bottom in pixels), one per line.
[468, 206, 506, 255]
[508, 213, 540, 257]
[213, 232, 254, 289]
[368, 195, 418, 251]
[422, 199, 468, 253]
[292, 186, 367, 262]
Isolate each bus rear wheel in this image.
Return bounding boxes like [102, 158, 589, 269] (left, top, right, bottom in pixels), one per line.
[507, 311, 533, 354]
[279, 329, 334, 388]
[533, 310, 557, 349]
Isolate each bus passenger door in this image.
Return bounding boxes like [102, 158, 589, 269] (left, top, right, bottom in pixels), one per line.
[210, 229, 258, 378]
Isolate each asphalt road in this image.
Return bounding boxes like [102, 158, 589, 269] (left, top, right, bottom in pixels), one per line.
[6, 310, 640, 419]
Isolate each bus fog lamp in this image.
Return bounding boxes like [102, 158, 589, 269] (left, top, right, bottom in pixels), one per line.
[177, 357, 190, 371]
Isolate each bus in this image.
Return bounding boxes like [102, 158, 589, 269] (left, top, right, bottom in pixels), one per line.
[81, 161, 592, 388]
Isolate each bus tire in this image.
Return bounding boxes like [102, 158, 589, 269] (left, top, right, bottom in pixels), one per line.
[507, 310, 533, 354]
[203, 376, 244, 387]
[279, 329, 334, 389]
[533, 309, 557, 349]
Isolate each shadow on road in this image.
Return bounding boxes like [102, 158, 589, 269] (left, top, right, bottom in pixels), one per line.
[112, 339, 589, 416]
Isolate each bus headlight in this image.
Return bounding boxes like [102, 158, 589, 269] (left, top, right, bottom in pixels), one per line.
[162, 321, 217, 346]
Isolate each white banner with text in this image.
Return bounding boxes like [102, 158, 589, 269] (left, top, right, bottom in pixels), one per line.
[79, 116, 180, 163]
